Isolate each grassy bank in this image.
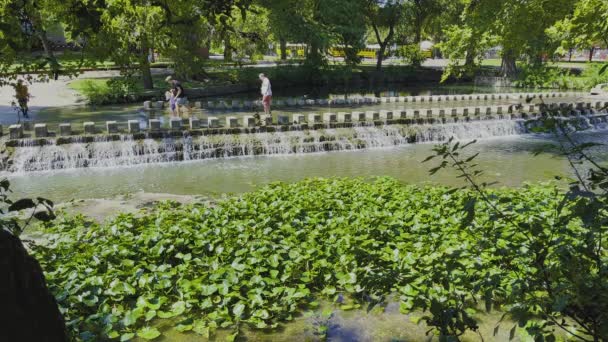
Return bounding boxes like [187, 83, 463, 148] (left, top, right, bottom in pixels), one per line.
[31, 177, 605, 341]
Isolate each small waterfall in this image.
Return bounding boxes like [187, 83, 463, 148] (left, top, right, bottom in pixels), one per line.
[4, 117, 606, 173]
[414, 120, 528, 143]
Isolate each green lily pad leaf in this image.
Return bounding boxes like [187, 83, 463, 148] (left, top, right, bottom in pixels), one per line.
[137, 327, 161, 340]
[175, 323, 193, 332]
[193, 320, 209, 337]
[145, 310, 157, 321]
[226, 331, 238, 342]
[171, 301, 186, 316]
[233, 303, 246, 318]
[120, 332, 135, 341]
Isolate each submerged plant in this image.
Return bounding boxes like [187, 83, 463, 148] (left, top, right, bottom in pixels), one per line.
[30, 177, 603, 341]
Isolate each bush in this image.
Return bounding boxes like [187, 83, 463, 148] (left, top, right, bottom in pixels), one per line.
[79, 77, 139, 105]
[397, 44, 427, 66]
[513, 64, 566, 88]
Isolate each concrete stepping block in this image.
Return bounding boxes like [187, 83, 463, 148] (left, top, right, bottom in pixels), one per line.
[128, 120, 140, 133]
[243, 116, 256, 127]
[260, 115, 273, 125]
[9, 124, 23, 139]
[33, 124, 47, 138]
[169, 118, 182, 130]
[338, 112, 351, 122]
[278, 115, 290, 125]
[84, 122, 96, 135]
[207, 117, 219, 128]
[106, 121, 119, 134]
[396, 109, 408, 119]
[226, 117, 239, 128]
[352, 112, 366, 121]
[365, 111, 380, 121]
[189, 117, 201, 130]
[292, 114, 306, 124]
[149, 119, 161, 131]
[308, 113, 322, 123]
[323, 113, 337, 123]
[379, 110, 393, 120]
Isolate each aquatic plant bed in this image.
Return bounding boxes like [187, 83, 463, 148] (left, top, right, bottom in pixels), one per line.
[31, 178, 606, 341]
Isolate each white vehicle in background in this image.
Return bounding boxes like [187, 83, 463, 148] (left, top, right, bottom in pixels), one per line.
[590, 83, 608, 95]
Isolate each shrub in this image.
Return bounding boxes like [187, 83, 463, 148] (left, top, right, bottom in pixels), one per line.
[79, 77, 138, 105]
[397, 44, 427, 66]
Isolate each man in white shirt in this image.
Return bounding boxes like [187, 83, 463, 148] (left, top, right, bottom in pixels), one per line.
[259, 73, 272, 115]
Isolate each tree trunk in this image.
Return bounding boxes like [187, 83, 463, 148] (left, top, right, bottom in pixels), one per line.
[224, 39, 232, 62]
[414, 16, 422, 44]
[376, 44, 386, 71]
[568, 48, 573, 62]
[500, 50, 518, 78]
[280, 38, 287, 60]
[140, 37, 153, 90]
[37, 30, 55, 60]
[588, 47, 594, 62]
[464, 51, 475, 68]
[0, 230, 68, 342]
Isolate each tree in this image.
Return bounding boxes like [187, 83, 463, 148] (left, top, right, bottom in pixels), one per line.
[365, 0, 404, 71]
[319, 0, 367, 67]
[214, 4, 273, 65]
[550, 0, 608, 63]
[261, 0, 366, 69]
[440, 0, 575, 79]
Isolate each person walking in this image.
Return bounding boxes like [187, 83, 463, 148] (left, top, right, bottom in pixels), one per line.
[259, 73, 272, 115]
[13, 80, 30, 119]
[165, 76, 188, 117]
[165, 88, 177, 116]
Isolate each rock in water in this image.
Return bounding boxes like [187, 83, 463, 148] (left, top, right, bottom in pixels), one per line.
[0, 229, 67, 341]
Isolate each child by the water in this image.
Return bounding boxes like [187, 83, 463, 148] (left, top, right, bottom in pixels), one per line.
[165, 89, 177, 116]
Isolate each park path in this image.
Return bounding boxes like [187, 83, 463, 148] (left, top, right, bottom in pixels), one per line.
[0, 69, 172, 121]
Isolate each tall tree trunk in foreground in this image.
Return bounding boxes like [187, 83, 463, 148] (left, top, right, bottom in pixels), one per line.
[140, 36, 153, 89]
[279, 38, 287, 60]
[0, 229, 67, 342]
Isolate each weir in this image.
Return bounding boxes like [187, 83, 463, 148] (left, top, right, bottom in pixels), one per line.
[3, 112, 606, 174]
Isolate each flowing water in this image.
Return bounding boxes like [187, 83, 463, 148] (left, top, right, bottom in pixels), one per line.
[4, 128, 607, 203]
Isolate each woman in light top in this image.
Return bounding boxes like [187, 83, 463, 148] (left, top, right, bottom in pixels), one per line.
[259, 73, 272, 115]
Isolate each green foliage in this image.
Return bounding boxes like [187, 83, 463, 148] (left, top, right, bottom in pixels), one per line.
[0, 179, 55, 236]
[426, 131, 607, 341]
[78, 77, 138, 105]
[397, 44, 427, 66]
[31, 176, 607, 341]
[512, 64, 565, 88]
